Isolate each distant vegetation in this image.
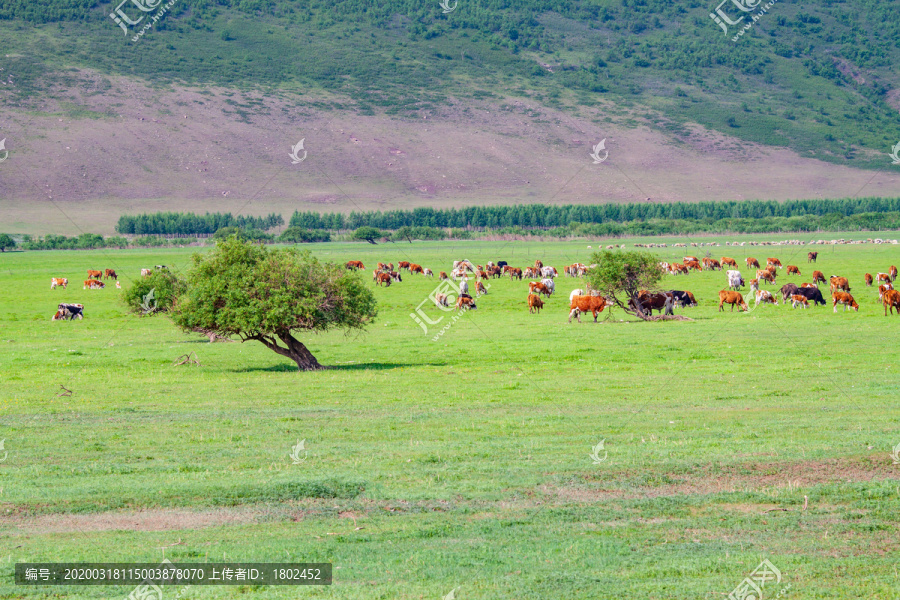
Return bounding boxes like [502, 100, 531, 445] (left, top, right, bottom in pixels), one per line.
[2, 1, 899, 166]
[116, 212, 283, 235]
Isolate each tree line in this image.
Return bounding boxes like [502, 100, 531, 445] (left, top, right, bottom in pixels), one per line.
[291, 197, 900, 231]
[116, 212, 284, 235]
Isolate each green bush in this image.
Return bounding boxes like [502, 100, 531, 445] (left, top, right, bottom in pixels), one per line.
[277, 227, 331, 243]
[122, 270, 186, 316]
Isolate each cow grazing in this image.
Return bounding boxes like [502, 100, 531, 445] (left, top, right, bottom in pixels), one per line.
[807, 252, 818, 263]
[794, 286, 826, 306]
[489, 266, 502, 278]
[876, 272, 891, 284]
[722, 257, 737, 267]
[786, 265, 800, 275]
[865, 273, 874, 287]
[829, 276, 850, 293]
[50, 278, 68, 289]
[398, 261, 411, 271]
[749, 279, 759, 294]
[104, 269, 117, 280]
[636, 291, 675, 316]
[891, 266, 898, 282]
[757, 270, 776, 285]
[780, 283, 799, 302]
[767, 258, 782, 269]
[456, 296, 477, 310]
[410, 264, 424, 275]
[508, 267, 523, 280]
[568, 295, 608, 323]
[878, 283, 893, 300]
[684, 260, 703, 272]
[541, 278, 555, 295]
[541, 266, 557, 279]
[439, 271, 448, 280]
[755, 289, 778, 306]
[87, 269, 102, 280]
[476, 281, 487, 295]
[346, 260, 364, 270]
[141, 268, 152, 277]
[718, 290, 748, 312]
[478, 270, 488, 279]
[812, 271, 826, 284]
[375, 273, 392, 286]
[669, 291, 697, 307]
[52, 303, 84, 321]
[523, 267, 539, 279]
[83, 279, 105, 290]
[727, 270, 744, 290]
[435, 293, 450, 307]
[390, 271, 403, 282]
[832, 292, 858, 312]
[423, 268, 434, 277]
[791, 294, 809, 309]
[528, 294, 544, 313]
[746, 257, 760, 268]
[883, 289, 900, 315]
[459, 280, 469, 295]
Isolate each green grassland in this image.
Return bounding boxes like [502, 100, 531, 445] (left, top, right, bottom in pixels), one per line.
[2, 0, 900, 167]
[1, 234, 900, 598]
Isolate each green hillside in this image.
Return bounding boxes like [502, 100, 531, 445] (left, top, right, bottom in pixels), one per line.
[2, 0, 899, 168]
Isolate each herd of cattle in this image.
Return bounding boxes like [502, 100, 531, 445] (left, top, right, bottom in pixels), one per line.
[48, 265, 169, 320]
[352, 249, 900, 321]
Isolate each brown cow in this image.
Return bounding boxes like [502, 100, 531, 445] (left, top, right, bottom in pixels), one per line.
[87, 269, 102, 280]
[754, 289, 778, 306]
[375, 273, 392, 286]
[390, 271, 403, 282]
[757, 270, 776, 285]
[812, 271, 826, 284]
[718, 290, 748, 312]
[439, 271, 448, 280]
[832, 292, 858, 312]
[808, 252, 818, 263]
[534, 259, 543, 270]
[508, 267, 523, 280]
[767, 258, 782, 269]
[409, 264, 424, 275]
[488, 266, 502, 278]
[721, 257, 737, 267]
[478, 270, 489, 280]
[476, 281, 487, 295]
[791, 294, 809, 309]
[876, 272, 891, 284]
[528, 293, 544, 314]
[529, 282, 551, 298]
[456, 296, 477, 310]
[786, 265, 800, 275]
[683, 256, 699, 263]
[104, 269, 117, 280]
[829, 276, 850, 293]
[636, 291, 675, 316]
[398, 261, 411, 271]
[684, 260, 703, 272]
[878, 283, 893, 300]
[746, 257, 760, 268]
[865, 273, 874, 287]
[346, 261, 364, 270]
[883, 289, 900, 315]
[83, 279, 105, 290]
[891, 266, 898, 282]
[568, 295, 608, 323]
[50, 277, 68, 289]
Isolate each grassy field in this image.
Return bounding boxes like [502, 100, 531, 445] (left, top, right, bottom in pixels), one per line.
[1, 233, 899, 599]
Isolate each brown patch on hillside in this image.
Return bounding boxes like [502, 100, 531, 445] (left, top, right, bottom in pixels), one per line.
[3, 507, 267, 535]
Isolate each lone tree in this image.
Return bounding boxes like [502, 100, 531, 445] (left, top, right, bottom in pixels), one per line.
[584, 249, 664, 320]
[351, 226, 383, 244]
[170, 235, 377, 370]
[0, 234, 15, 252]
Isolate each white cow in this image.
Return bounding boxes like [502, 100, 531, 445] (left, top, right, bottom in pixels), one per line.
[569, 289, 584, 303]
[458, 280, 469, 295]
[541, 266, 556, 279]
[726, 270, 744, 290]
[755, 289, 778, 306]
[141, 268, 152, 276]
[541, 278, 555, 295]
[423, 268, 433, 277]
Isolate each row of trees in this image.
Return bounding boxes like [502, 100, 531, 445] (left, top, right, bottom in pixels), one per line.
[291, 197, 900, 231]
[116, 212, 284, 235]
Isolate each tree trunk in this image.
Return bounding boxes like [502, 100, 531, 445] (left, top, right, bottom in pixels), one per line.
[251, 331, 324, 371]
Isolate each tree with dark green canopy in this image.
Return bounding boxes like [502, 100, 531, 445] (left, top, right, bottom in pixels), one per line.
[584, 250, 665, 320]
[0, 234, 16, 252]
[351, 226, 383, 244]
[170, 235, 377, 370]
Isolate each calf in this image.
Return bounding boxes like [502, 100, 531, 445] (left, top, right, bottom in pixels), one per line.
[527, 293, 544, 314]
[83, 279, 105, 290]
[439, 271, 448, 280]
[786, 265, 800, 275]
[791, 294, 809, 309]
[50, 277, 68, 289]
[793, 286, 826, 306]
[891, 266, 898, 282]
[568, 295, 608, 323]
[865, 273, 873, 287]
[718, 290, 748, 312]
[423, 268, 434, 277]
[755, 289, 778, 306]
[883, 289, 900, 315]
[832, 292, 858, 312]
